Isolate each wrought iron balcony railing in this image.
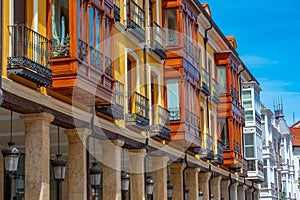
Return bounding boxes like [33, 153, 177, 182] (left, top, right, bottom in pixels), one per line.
[150, 21, 166, 59]
[201, 133, 214, 160]
[105, 56, 112, 77]
[201, 67, 210, 95]
[126, 91, 149, 129]
[96, 81, 124, 120]
[90, 46, 103, 70]
[190, 112, 200, 129]
[150, 105, 170, 140]
[114, 0, 121, 22]
[169, 107, 180, 120]
[7, 24, 52, 86]
[213, 140, 224, 165]
[78, 39, 88, 62]
[126, 0, 145, 42]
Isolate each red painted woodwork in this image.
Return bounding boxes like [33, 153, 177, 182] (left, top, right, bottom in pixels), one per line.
[215, 52, 244, 170]
[48, 0, 115, 106]
[163, 0, 202, 149]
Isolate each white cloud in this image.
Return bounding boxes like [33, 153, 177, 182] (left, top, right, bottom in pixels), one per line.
[241, 55, 279, 68]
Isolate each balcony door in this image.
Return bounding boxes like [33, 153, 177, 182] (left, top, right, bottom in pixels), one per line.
[14, 0, 25, 24]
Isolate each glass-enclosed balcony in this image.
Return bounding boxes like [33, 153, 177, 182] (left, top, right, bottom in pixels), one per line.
[126, 0, 145, 42]
[126, 92, 149, 131]
[150, 21, 166, 59]
[7, 24, 51, 87]
[150, 105, 170, 140]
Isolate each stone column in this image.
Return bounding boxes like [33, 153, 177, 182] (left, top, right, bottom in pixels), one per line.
[230, 182, 238, 200]
[186, 168, 200, 200]
[246, 187, 254, 200]
[0, 151, 3, 200]
[199, 172, 211, 200]
[170, 163, 185, 200]
[210, 176, 222, 200]
[101, 140, 124, 200]
[150, 156, 169, 200]
[129, 149, 147, 200]
[253, 189, 259, 200]
[65, 128, 91, 200]
[220, 180, 230, 200]
[21, 113, 54, 200]
[237, 185, 247, 200]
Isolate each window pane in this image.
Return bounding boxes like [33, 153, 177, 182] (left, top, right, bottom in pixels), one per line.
[243, 91, 251, 99]
[217, 66, 227, 93]
[244, 133, 254, 145]
[245, 110, 254, 121]
[96, 11, 101, 51]
[89, 7, 94, 47]
[245, 147, 255, 158]
[166, 9, 178, 46]
[167, 79, 180, 120]
[243, 100, 252, 109]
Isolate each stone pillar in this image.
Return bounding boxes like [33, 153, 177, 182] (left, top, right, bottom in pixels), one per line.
[21, 113, 54, 200]
[0, 151, 3, 200]
[150, 156, 169, 200]
[246, 187, 254, 200]
[253, 189, 259, 200]
[186, 168, 200, 200]
[65, 128, 91, 200]
[220, 180, 230, 200]
[237, 185, 247, 200]
[101, 140, 124, 200]
[230, 182, 238, 200]
[199, 172, 211, 200]
[129, 149, 147, 200]
[210, 176, 222, 200]
[170, 163, 185, 200]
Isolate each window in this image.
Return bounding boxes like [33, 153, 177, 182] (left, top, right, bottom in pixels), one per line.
[245, 110, 254, 122]
[244, 132, 255, 158]
[167, 79, 180, 120]
[243, 100, 252, 109]
[52, 0, 70, 57]
[242, 90, 251, 99]
[220, 118, 229, 149]
[165, 9, 178, 46]
[217, 66, 227, 93]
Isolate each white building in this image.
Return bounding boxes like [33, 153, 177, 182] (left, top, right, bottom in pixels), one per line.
[260, 103, 296, 200]
[241, 80, 264, 183]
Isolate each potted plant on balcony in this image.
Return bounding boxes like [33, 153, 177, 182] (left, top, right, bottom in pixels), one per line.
[52, 1, 70, 57]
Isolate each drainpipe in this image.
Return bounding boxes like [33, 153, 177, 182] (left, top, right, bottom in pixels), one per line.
[228, 173, 233, 199]
[208, 164, 214, 199]
[203, 20, 213, 144]
[0, 0, 4, 106]
[183, 154, 188, 200]
[252, 182, 256, 200]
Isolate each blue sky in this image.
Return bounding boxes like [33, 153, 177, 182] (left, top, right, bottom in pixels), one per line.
[206, 0, 300, 126]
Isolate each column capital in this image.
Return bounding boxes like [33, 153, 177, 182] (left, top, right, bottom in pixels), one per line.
[170, 162, 186, 171]
[100, 139, 125, 148]
[199, 171, 212, 182]
[129, 148, 147, 154]
[211, 176, 222, 184]
[64, 128, 91, 143]
[186, 167, 200, 174]
[20, 112, 54, 123]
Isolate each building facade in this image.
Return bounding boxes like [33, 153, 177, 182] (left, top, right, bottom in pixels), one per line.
[289, 121, 300, 200]
[0, 0, 261, 200]
[260, 104, 296, 200]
